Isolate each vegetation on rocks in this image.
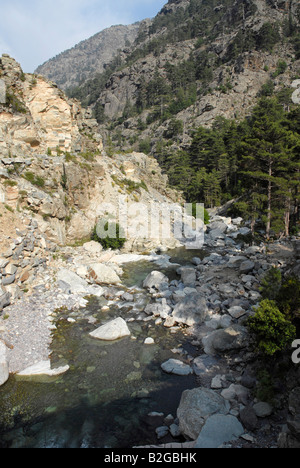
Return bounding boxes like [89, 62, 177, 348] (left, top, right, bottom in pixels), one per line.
[158, 97, 300, 239]
[91, 221, 126, 251]
[248, 299, 296, 356]
[248, 267, 300, 357]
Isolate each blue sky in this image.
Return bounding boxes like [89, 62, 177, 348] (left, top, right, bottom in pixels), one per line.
[0, 0, 166, 73]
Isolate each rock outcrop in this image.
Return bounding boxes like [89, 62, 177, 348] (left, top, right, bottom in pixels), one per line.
[0, 54, 102, 158]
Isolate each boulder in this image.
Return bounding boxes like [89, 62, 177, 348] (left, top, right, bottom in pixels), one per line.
[172, 292, 208, 327]
[289, 387, 300, 416]
[180, 267, 196, 285]
[192, 257, 201, 266]
[144, 337, 155, 345]
[143, 271, 169, 290]
[89, 317, 131, 341]
[57, 268, 89, 294]
[240, 260, 255, 274]
[17, 360, 69, 377]
[228, 306, 246, 319]
[192, 354, 219, 376]
[202, 325, 248, 356]
[239, 227, 251, 236]
[208, 221, 228, 233]
[253, 402, 273, 418]
[0, 341, 9, 386]
[221, 384, 249, 404]
[144, 301, 171, 319]
[0, 285, 11, 311]
[82, 241, 103, 255]
[0, 291, 11, 311]
[161, 359, 193, 376]
[218, 283, 236, 298]
[88, 263, 121, 285]
[177, 387, 230, 440]
[240, 406, 258, 431]
[195, 414, 244, 448]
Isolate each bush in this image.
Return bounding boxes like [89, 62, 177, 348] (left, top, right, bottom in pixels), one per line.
[191, 203, 210, 224]
[260, 269, 300, 321]
[24, 171, 45, 188]
[277, 275, 300, 320]
[92, 221, 126, 250]
[248, 299, 296, 356]
[260, 267, 282, 301]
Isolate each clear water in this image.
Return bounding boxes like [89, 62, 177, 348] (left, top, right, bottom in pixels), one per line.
[0, 248, 205, 448]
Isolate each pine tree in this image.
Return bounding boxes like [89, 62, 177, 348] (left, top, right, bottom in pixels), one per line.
[240, 98, 293, 239]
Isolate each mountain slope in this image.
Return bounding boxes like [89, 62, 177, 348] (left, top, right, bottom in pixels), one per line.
[35, 22, 142, 91]
[62, 0, 299, 148]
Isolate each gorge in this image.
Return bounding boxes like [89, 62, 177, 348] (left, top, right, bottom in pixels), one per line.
[0, 0, 300, 450]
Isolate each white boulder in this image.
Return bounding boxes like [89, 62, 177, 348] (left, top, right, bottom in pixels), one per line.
[88, 263, 121, 285]
[0, 341, 9, 386]
[89, 317, 131, 341]
[17, 360, 69, 377]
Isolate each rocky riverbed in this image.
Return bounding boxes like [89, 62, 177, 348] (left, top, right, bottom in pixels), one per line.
[0, 212, 299, 448]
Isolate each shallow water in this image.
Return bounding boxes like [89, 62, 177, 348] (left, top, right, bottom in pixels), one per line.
[0, 248, 204, 448]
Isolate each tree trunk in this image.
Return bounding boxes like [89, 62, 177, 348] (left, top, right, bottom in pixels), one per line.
[284, 190, 291, 237]
[266, 162, 272, 240]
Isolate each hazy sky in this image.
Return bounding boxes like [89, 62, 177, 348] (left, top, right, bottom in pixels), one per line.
[0, 0, 166, 73]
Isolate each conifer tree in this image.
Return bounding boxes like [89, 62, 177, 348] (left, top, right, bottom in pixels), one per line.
[240, 98, 293, 239]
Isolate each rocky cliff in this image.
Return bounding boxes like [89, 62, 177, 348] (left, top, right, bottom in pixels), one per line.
[0, 54, 184, 250]
[0, 53, 189, 318]
[0, 54, 103, 158]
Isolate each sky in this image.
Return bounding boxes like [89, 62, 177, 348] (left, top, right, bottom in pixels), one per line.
[0, 0, 167, 73]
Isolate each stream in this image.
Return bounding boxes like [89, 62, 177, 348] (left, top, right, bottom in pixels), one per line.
[0, 248, 206, 448]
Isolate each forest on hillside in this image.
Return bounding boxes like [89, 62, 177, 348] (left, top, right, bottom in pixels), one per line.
[155, 97, 300, 240]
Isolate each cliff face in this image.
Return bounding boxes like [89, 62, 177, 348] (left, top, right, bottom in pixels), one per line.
[0, 54, 102, 158]
[94, 0, 300, 131]
[0, 54, 183, 250]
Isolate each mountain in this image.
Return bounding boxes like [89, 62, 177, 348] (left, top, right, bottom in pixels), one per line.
[35, 22, 143, 91]
[32, 0, 300, 238]
[56, 0, 300, 147]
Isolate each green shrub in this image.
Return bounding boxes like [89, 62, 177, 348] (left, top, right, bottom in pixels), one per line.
[24, 171, 45, 188]
[190, 203, 210, 224]
[260, 267, 282, 301]
[248, 299, 296, 356]
[255, 369, 275, 404]
[5, 91, 27, 114]
[260, 269, 300, 321]
[276, 275, 300, 320]
[92, 221, 126, 250]
[272, 60, 288, 78]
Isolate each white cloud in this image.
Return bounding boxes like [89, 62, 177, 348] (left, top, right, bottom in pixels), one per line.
[0, 0, 166, 73]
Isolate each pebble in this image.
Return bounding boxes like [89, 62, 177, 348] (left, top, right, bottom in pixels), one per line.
[144, 337, 155, 345]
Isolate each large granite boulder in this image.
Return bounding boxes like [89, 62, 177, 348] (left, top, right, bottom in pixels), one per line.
[202, 325, 248, 356]
[89, 317, 131, 341]
[195, 414, 244, 448]
[177, 387, 230, 440]
[143, 271, 169, 290]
